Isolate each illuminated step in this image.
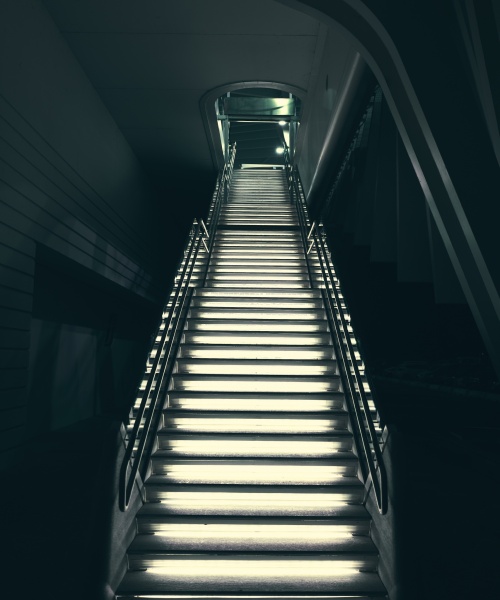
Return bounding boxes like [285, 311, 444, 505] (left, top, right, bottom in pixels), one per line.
[208, 262, 323, 271]
[188, 307, 325, 320]
[130, 516, 372, 553]
[144, 483, 365, 515]
[207, 280, 311, 288]
[228, 186, 288, 192]
[220, 218, 297, 226]
[209, 258, 308, 267]
[191, 296, 324, 309]
[222, 210, 296, 215]
[206, 268, 309, 277]
[217, 232, 299, 239]
[212, 247, 302, 255]
[165, 391, 345, 412]
[142, 393, 372, 418]
[153, 341, 337, 361]
[149, 457, 359, 484]
[212, 246, 303, 254]
[160, 412, 348, 434]
[213, 242, 304, 250]
[201, 277, 310, 289]
[219, 221, 299, 227]
[170, 375, 341, 393]
[175, 358, 337, 377]
[184, 319, 329, 332]
[204, 275, 310, 283]
[195, 287, 322, 298]
[183, 330, 332, 345]
[215, 234, 300, 241]
[178, 344, 333, 360]
[216, 232, 299, 238]
[155, 432, 352, 457]
[120, 553, 385, 595]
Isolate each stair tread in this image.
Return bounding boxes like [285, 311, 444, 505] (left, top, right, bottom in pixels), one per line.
[188, 308, 326, 318]
[138, 496, 370, 520]
[164, 390, 345, 412]
[118, 553, 385, 594]
[158, 410, 346, 418]
[151, 457, 358, 465]
[156, 431, 351, 438]
[135, 515, 371, 524]
[128, 534, 377, 555]
[146, 478, 363, 488]
[176, 358, 335, 366]
[185, 318, 329, 330]
[177, 344, 334, 359]
[195, 288, 322, 297]
[172, 374, 340, 381]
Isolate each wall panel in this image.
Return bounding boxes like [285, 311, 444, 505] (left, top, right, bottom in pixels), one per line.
[0, 0, 174, 468]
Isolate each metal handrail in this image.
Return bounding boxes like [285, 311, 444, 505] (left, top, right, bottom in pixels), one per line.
[119, 144, 236, 511]
[313, 224, 387, 514]
[282, 145, 314, 288]
[201, 143, 236, 285]
[120, 221, 205, 510]
[284, 148, 387, 513]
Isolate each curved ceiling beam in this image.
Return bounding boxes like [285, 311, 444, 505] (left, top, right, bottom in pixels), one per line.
[200, 81, 306, 170]
[277, 0, 500, 376]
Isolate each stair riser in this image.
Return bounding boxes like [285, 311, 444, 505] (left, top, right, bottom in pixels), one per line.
[169, 377, 342, 394]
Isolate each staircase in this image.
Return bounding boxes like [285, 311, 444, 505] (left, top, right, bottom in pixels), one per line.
[117, 168, 387, 598]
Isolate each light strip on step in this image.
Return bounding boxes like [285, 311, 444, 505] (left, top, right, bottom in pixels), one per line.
[193, 301, 317, 309]
[180, 364, 332, 376]
[188, 323, 324, 332]
[158, 491, 350, 505]
[174, 380, 338, 393]
[184, 334, 329, 344]
[189, 311, 318, 320]
[146, 559, 360, 577]
[165, 440, 344, 454]
[181, 349, 331, 360]
[167, 418, 336, 432]
[159, 465, 349, 484]
[168, 399, 335, 412]
[152, 524, 353, 539]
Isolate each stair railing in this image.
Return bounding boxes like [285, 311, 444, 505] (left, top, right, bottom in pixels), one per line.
[283, 145, 315, 287]
[284, 146, 387, 514]
[119, 143, 236, 510]
[201, 142, 236, 285]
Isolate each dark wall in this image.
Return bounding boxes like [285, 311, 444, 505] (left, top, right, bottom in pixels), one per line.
[0, 0, 174, 469]
[312, 89, 498, 417]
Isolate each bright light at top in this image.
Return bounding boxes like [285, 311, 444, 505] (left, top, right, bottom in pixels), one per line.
[276, 147, 284, 154]
[279, 120, 287, 126]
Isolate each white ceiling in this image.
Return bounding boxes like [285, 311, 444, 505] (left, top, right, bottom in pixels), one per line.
[43, 0, 323, 198]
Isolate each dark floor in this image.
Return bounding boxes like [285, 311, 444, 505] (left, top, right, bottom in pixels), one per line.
[0, 418, 117, 600]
